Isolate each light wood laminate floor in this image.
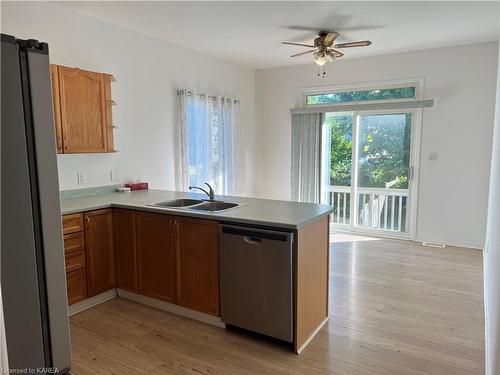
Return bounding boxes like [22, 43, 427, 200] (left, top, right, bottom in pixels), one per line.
[70, 234, 484, 374]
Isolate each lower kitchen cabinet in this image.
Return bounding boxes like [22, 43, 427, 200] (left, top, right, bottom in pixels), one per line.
[84, 209, 116, 297]
[174, 217, 220, 316]
[135, 211, 176, 303]
[66, 269, 87, 305]
[65, 208, 219, 316]
[113, 209, 137, 293]
[65, 250, 86, 273]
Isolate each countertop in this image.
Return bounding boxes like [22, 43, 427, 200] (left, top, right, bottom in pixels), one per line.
[60, 189, 333, 230]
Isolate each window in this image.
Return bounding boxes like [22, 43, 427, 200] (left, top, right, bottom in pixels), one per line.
[306, 86, 416, 105]
[176, 90, 238, 195]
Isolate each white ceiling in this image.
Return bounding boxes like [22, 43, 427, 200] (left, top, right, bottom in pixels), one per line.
[58, 1, 500, 69]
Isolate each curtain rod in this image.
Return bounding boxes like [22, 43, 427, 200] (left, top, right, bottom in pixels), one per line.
[290, 99, 434, 115]
[176, 89, 239, 103]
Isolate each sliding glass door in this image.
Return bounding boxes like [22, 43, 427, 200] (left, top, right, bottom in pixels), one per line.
[322, 110, 414, 237]
[354, 111, 412, 234]
[322, 112, 353, 226]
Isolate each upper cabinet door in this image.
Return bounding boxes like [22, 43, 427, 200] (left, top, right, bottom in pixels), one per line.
[84, 209, 116, 297]
[49, 65, 63, 153]
[58, 66, 107, 153]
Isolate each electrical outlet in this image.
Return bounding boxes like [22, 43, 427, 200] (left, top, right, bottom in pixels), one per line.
[110, 170, 120, 182]
[77, 172, 86, 185]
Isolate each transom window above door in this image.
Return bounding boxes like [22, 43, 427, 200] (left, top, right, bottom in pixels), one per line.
[305, 85, 417, 106]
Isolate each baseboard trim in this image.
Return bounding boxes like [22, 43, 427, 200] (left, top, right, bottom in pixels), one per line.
[296, 317, 329, 355]
[68, 289, 117, 316]
[117, 289, 225, 328]
[333, 230, 483, 250]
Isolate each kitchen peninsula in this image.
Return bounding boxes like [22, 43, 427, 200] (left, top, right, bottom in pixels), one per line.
[60, 188, 333, 354]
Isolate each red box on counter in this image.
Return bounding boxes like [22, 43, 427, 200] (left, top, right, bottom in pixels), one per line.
[125, 182, 148, 191]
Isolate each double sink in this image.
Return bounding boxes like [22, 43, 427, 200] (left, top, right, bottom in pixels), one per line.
[151, 198, 239, 212]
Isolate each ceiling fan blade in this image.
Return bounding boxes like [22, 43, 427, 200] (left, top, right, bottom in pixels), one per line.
[282, 41, 316, 48]
[286, 24, 383, 32]
[324, 32, 339, 45]
[334, 40, 372, 48]
[328, 49, 344, 58]
[287, 26, 326, 32]
[291, 49, 316, 58]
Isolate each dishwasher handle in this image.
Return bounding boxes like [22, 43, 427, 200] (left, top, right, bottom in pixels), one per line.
[243, 236, 262, 245]
[220, 225, 293, 243]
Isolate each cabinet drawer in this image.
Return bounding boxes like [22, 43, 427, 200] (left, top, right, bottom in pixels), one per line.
[63, 232, 85, 253]
[62, 213, 84, 234]
[65, 250, 86, 273]
[66, 269, 87, 305]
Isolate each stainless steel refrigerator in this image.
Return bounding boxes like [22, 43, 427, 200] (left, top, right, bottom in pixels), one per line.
[1, 34, 71, 373]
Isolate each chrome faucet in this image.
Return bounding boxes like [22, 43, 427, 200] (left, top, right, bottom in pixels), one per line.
[189, 182, 215, 201]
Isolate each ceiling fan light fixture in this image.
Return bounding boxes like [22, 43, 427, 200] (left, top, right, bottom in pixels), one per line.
[313, 51, 331, 66]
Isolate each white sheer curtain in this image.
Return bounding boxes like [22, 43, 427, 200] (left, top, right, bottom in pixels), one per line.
[291, 113, 323, 203]
[176, 89, 238, 195]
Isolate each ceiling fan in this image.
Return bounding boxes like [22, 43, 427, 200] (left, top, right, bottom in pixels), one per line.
[282, 31, 372, 66]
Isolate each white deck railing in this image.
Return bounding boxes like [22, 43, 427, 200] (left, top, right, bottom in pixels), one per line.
[325, 185, 409, 232]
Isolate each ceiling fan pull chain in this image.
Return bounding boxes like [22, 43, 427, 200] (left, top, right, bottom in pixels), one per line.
[317, 65, 326, 79]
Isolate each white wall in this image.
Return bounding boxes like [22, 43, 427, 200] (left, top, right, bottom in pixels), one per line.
[255, 42, 498, 248]
[1, 2, 256, 196]
[484, 42, 500, 375]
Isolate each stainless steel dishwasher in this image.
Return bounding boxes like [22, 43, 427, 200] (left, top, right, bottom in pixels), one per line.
[219, 224, 293, 342]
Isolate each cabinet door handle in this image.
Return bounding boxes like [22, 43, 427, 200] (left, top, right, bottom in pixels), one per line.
[85, 216, 90, 229]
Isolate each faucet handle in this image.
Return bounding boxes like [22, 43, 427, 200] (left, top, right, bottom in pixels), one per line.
[204, 183, 215, 200]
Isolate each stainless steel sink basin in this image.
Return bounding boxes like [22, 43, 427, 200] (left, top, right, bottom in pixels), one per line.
[152, 198, 204, 208]
[149, 198, 240, 212]
[187, 201, 239, 212]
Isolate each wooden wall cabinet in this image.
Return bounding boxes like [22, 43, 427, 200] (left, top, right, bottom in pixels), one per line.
[113, 209, 137, 293]
[174, 217, 219, 316]
[84, 209, 116, 297]
[50, 64, 115, 154]
[50, 65, 63, 153]
[135, 211, 176, 303]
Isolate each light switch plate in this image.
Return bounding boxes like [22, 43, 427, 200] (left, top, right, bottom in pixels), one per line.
[110, 170, 120, 182]
[428, 152, 439, 161]
[77, 172, 86, 185]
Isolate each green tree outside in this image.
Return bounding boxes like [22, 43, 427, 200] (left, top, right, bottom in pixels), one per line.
[326, 113, 411, 189]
